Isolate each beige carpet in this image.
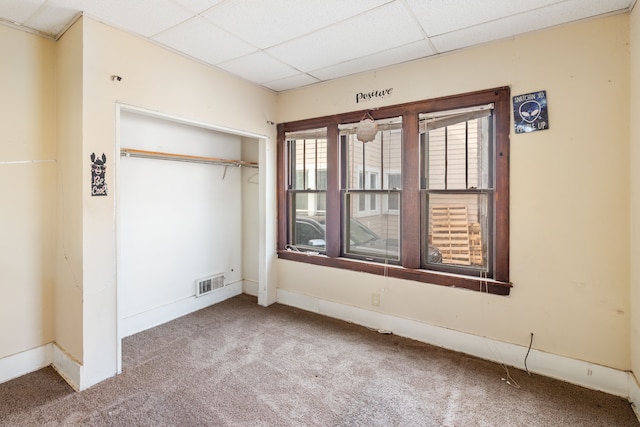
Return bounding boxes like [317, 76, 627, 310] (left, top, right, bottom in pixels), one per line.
[1, 294, 638, 426]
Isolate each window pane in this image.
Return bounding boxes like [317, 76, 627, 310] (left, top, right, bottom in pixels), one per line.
[359, 193, 366, 211]
[286, 127, 327, 251]
[422, 110, 492, 190]
[295, 191, 309, 213]
[295, 170, 304, 189]
[369, 173, 378, 210]
[426, 193, 489, 271]
[387, 173, 402, 190]
[316, 169, 327, 191]
[386, 174, 401, 211]
[342, 117, 402, 191]
[387, 191, 400, 211]
[292, 192, 326, 250]
[349, 141, 364, 189]
[383, 130, 402, 189]
[445, 123, 467, 189]
[345, 193, 400, 261]
[316, 170, 327, 211]
[287, 128, 327, 190]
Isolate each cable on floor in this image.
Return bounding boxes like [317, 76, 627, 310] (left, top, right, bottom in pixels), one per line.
[524, 332, 534, 376]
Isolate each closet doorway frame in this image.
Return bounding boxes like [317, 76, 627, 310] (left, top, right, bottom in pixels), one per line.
[114, 103, 275, 374]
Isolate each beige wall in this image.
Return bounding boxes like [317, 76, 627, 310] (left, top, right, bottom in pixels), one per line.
[630, 5, 640, 380]
[79, 17, 277, 386]
[276, 15, 631, 370]
[0, 15, 277, 388]
[55, 18, 85, 363]
[0, 25, 56, 359]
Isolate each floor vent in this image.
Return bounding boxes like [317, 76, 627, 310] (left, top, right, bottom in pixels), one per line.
[196, 273, 225, 297]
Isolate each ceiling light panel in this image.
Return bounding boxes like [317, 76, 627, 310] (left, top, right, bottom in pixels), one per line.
[153, 16, 256, 65]
[310, 40, 435, 81]
[202, 0, 389, 49]
[266, 1, 424, 72]
[0, 0, 46, 24]
[218, 52, 300, 84]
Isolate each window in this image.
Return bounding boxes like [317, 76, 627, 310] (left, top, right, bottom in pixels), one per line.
[421, 105, 493, 276]
[285, 128, 328, 251]
[386, 173, 401, 212]
[342, 117, 402, 262]
[356, 171, 379, 215]
[278, 88, 511, 295]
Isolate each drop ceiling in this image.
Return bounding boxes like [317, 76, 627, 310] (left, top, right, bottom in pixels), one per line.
[1, 0, 635, 92]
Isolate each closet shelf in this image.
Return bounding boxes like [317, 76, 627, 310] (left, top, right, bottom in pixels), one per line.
[120, 148, 258, 168]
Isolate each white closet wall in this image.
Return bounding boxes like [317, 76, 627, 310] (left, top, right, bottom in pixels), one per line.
[118, 111, 246, 335]
[241, 137, 260, 295]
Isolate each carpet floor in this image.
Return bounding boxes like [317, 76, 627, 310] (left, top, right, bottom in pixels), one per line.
[1, 294, 638, 426]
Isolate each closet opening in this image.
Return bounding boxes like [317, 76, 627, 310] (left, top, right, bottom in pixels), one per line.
[115, 105, 272, 373]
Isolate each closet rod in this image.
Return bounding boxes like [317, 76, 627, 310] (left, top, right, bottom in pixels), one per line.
[120, 148, 258, 168]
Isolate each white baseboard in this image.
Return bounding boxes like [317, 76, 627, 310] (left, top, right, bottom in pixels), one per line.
[119, 281, 243, 338]
[0, 343, 81, 391]
[276, 290, 632, 400]
[630, 373, 640, 420]
[51, 344, 81, 391]
[0, 344, 52, 385]
[1, 283, 243, 391]
[243, 279, 259, 297]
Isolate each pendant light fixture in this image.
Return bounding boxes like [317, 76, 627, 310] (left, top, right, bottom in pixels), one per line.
[356, 112, 378, 143]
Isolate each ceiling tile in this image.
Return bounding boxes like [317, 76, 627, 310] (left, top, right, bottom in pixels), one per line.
[310, 40, 435, 81]
[172, 0, 223, 14]
[153, 16, 257, 65]
[405, 0, 563, 36]
[262, 73, 320, 92]
[202, 0, 390, 49]
[0, 0, 634, 92]
[266, 1, 424, 72]
[42, 0, 194, 38]
[0, 0, 46, 24]
[431, 0, 633, 53]
[218, 52, 300, 84]
[23, 2, 81, 36]
[556, 0, 634, 16]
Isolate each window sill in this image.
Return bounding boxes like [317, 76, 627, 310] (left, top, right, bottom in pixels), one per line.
[277, 250, 512, 296]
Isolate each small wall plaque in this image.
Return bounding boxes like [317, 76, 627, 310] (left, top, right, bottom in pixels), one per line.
[513, 90, 549, 134]
[91, 153, 108, 196]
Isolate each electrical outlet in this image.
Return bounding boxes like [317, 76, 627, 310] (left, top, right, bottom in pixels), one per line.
[372, 293, 380, 306]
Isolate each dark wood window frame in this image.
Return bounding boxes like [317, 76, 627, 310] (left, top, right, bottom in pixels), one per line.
[277, 87, 512, 296]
